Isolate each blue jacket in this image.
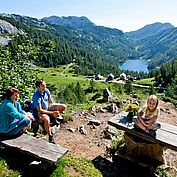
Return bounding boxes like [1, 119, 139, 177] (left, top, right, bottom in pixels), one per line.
[0, 99, 25, 133]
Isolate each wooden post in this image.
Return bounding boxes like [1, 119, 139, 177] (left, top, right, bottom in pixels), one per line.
[124, 132, 165, 164]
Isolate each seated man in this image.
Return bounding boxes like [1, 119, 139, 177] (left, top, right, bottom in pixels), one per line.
[30, 80, 66, 144]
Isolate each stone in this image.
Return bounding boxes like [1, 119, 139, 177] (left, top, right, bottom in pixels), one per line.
[88, 119, 101, 126]
[103, 88, 112, 102]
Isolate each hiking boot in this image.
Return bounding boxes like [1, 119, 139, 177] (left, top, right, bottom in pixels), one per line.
[49, 135, 56, 144]
[56, 114, 64, 121]
[152, 123, 161, 131]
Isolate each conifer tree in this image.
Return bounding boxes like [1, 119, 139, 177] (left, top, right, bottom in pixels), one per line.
[74, 82, 86, 103]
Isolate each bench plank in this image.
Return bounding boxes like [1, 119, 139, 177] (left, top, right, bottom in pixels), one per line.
[0, 134, 68, 164]
[108, 111, 177, 151]
[160, 122, 177, 135]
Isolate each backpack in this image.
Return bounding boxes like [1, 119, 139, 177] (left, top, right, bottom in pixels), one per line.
[22, 99, 32, 112]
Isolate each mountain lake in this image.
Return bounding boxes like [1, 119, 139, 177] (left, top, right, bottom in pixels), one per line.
[119, 59, 149, 73]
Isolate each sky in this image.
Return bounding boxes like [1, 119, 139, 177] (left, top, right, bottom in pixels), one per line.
[1, 0, 177, 32]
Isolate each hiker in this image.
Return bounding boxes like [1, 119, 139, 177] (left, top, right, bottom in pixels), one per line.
[0, 87, 34, 136]
[30, 80, 66, 144]
[133, 95, 161, 136]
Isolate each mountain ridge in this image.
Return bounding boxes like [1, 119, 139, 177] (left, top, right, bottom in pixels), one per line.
[0, 13, 177, 71]
[125, 22, 174, 40]
[42, 15, 96, 29]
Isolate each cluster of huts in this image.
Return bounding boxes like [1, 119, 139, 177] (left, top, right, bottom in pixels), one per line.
[86, 73, 141, 82]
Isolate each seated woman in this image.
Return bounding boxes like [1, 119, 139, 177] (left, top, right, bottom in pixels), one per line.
[0, 87, 34, 136]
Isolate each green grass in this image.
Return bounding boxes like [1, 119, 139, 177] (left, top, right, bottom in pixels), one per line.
[51, 155, 102, 177]
[34, 66, 87, 88]
[134, 77, 155, 85]
[0, 159, 21, 177]
[0, 155, 102, 177]
[155, 166, 176, 177]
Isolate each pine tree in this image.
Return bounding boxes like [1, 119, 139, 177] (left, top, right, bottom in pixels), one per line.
[74, 82, 86, 103]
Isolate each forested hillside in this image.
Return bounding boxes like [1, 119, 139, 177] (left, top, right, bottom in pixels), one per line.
[42, 15, 134, 65]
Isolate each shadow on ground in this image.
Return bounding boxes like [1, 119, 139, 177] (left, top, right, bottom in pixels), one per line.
[92, 155, 157, 177]
[0, 147, 159, 177]
[0, 148, 56, 177]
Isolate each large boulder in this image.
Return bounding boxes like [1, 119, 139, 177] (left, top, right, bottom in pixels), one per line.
[103, 88, 112, 102]
[0, 19, 23, 34]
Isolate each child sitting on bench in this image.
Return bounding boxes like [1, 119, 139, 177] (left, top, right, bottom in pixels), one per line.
[133, 95, 161, 136]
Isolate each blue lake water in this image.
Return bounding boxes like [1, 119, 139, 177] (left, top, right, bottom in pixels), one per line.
[119, 59, 149, 73]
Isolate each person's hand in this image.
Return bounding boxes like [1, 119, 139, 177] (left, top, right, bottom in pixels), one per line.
[145, 119, 152, 124]
[25, 112, 34, 121]
[141, 118, 149, 127]
[52, 111, 60, 118]
[142, 121, 148, 127]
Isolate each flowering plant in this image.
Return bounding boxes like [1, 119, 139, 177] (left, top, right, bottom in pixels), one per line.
[125, 103, 138, 112]
[125, 102, 139, 120]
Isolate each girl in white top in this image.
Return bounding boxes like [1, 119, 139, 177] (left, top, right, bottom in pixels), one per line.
[133, 95, 161, 135]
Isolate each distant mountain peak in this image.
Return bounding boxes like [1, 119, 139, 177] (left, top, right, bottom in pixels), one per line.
[141, 22, 174, 31]
[42, 15, 96, 28]
[126, 22, 174, 40]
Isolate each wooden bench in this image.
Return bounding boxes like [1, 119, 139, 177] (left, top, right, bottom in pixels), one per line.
[108, 111, 177, 151]
[0, 134, 68, 165]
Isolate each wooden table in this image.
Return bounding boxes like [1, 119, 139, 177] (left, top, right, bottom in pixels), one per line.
[108, 111, 177, 151]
